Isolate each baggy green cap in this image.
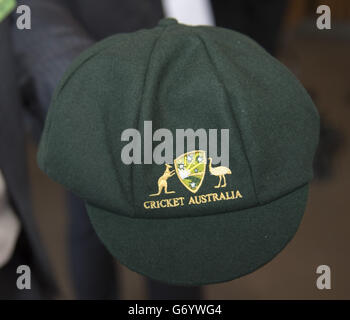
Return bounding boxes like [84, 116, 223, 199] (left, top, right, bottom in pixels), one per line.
[38, 18, 320, 285]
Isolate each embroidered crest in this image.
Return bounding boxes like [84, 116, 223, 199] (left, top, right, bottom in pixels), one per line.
[174, 150, 206, 194]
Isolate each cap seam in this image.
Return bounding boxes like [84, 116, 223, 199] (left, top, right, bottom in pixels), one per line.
[193, 30, 260, 205]
[41, 48, 112, 174]
[104, 55, 135, 211]
[130, 25, 172, 216]
[40, 33, 138, 173]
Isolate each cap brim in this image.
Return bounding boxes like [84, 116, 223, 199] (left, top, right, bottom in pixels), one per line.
[86, 184, 309, 286]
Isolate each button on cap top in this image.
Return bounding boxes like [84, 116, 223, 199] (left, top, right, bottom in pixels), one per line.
[159, 18, 178, 27]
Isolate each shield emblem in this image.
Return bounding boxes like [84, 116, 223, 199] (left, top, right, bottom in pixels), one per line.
[174, 150, 207, 193]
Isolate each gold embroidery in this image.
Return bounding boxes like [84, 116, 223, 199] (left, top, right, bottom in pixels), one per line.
[149, 164, 176, 196]
[144, 191, 243, 210]
[145, 150, 241, 210]
[174, 150, 206, 194]
[144, 197, 185, 209]
[208, 157, 232, 188]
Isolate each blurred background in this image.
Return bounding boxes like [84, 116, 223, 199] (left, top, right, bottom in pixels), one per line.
[1, 0, 350, 299]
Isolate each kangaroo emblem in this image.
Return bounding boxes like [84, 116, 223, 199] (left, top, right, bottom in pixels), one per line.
[149, 164, 176, 196]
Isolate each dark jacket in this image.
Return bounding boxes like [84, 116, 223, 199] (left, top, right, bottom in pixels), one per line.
[0, 18, 57, 299]
[64, 0, 286, 51]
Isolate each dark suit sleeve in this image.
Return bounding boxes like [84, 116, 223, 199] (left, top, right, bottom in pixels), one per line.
[0, 18, 58, 298]
[11, 0, 94, 119]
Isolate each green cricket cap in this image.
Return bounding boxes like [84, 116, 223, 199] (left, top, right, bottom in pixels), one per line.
[38, 18, 320, 286]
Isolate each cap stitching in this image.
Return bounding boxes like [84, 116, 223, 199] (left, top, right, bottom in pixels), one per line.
[105, 56, 135, 211]
[41, 43, 115, 175]
[131, 25, 171, 216]
[193, 30, 260, 205]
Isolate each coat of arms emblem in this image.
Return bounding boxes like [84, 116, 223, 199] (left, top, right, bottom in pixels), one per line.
[173, 150, 207, 194]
